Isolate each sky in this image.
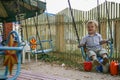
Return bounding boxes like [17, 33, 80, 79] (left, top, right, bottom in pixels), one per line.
[40, 0, 120, 14]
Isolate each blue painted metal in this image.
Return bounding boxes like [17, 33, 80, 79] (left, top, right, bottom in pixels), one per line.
[80, 47, 87, 61]
[108, 41, 113, 58]
[0, 51, 4, 55]
[0, 31, 24, 80]
[0, 46, 23, 50]
[32, 49, 53, 54]
[4, 66, 8, 77]
[0, 75, 7, 79]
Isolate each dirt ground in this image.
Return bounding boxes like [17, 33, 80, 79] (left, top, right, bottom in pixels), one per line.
[21, 61, 120, 80]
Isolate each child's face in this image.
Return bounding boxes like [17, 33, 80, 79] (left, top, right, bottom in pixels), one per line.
[87, 23, 96, 34]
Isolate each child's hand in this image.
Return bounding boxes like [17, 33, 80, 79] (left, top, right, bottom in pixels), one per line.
[78, 45, 81, 48]
[106, 39, 112, 43]
[100, 40, 108, 44]
[78, 44, 85, 48]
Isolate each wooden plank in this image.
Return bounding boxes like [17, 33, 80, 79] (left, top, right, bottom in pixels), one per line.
[112, 2, 115, 19]
[100, 20, 107, 49]
[100, 3, 102, 19]
[113, 20, 120, 61]
[55, 15, 65, 52]
[111, 2, 113, 19]
[115, 3, 117, 19]
[119, 4, 120, 18]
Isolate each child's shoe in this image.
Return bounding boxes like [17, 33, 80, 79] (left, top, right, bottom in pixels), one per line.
[102, 57, 109, 65]
[93, 59, 101, 66]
